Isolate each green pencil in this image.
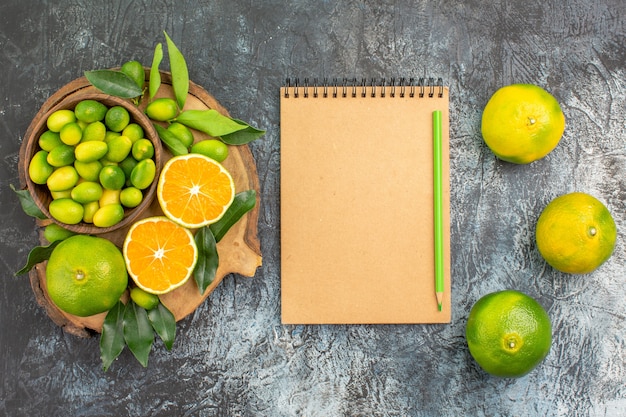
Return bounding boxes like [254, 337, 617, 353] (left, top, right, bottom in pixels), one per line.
[432, 110, 444, 311]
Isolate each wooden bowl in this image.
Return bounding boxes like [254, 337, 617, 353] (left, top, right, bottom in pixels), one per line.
[21, 92, 163, 234]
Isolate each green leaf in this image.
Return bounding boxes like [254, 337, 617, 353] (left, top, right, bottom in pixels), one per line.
[11, 184, 46, 219]
[176, 109, 248, 137]
[100, 301, 126, 372]
[15, 240, 60, 276]
[163, 31, 189, 110]
[147, 303, 176, 351]
[221, 119, 266, 145]
[123, 301, 155, 367]
[149, 43, 163, 99]
[84, 70, 143, 98]
[210, 190, 257, 242]
[194, 227, 219, 295]
[154, 124, 189, 156]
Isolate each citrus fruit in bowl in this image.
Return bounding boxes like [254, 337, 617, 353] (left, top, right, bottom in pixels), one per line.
[481, 84, 566, 164]
[466, 290, 552, 378]
[536, 192, 617, 274]
[21, 92, 163, 234]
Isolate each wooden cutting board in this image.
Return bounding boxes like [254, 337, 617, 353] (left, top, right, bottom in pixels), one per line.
[18, 71, 262, 337]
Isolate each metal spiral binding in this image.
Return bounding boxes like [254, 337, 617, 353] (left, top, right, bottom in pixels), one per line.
[284, 77, 444, 98]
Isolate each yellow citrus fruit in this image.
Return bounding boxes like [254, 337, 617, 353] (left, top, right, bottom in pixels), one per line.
[123, 216, 198, 294]
[481, 84, 565, 164]
[466, 290, 552, 378]
[82, 201, 99, 223]
[92, 203, 124, 227]
[46, 235, 128, 317]
[157, 153, 235, 228]
[49, 198, 84, 224]
[74, 141, 108, 162]
[145, 98, 178, 122]
[46, 165, 79, 191]
[47, 109, 76, 132]
[59, 122, 83, 146]
[536, 192, 616, 274]
[28, 150, 54, 185]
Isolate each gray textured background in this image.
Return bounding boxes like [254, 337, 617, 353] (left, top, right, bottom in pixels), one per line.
[1, 1, 625, 416]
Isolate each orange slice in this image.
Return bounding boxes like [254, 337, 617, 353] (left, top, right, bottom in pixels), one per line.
[123, 216, 198, 294]
[157, 153, 235, 228]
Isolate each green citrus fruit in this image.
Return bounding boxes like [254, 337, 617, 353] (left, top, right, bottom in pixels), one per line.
[466, 290, 552, 378]
[38, 130, 63, 151]
[74, 160, 103, 182]
[130, 158, 156, 190]
[105, 106, 131, 132]
[47, 109, 76, 132]
[99, 165, 126, 190]
[145, 98, 178, 121]
[46, 235, 128, 317]
[74, 99, 108, 123]
[70, 181, 104, 204]
[120, 60, 145, 91]
[131, 138, 154, 160]
[81, 121, 107, 142]
[28, 150, 54, 185]
[46, 144, 75, 167]
[130, 287, 160, 310]
[120, 186, 143, 208]
[48, 198, 84, 224]
[43, 223, 77, 243]
[122, 123, 144, 143]
[167, 122, 194, 148]
[105, 135, 133, 162]
[536, 192, 616, 274]
[191, 139, 229, 162]
[119, 156, 138, 183]
[481, 84, 565, 164]
[104, 131, 121, 143]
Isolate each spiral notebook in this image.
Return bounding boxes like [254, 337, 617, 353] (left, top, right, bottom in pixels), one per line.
[280, 78, 451, 324]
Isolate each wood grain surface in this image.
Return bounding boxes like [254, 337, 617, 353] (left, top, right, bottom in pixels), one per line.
[1, 1, 625, 416]
[19, 71, 262, 337]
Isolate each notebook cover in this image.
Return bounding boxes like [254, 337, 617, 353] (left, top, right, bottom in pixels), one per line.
[280, 84, 451, 324]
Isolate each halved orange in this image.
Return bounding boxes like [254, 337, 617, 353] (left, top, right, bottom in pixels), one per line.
[157, 153, 235, 228]
[123, 216, 198, 294]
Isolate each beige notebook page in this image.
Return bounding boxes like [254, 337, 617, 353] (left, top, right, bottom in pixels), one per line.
[280, 85, 450, 324]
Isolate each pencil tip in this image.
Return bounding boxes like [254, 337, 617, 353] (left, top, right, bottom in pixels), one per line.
[436, 292, 443, 311]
